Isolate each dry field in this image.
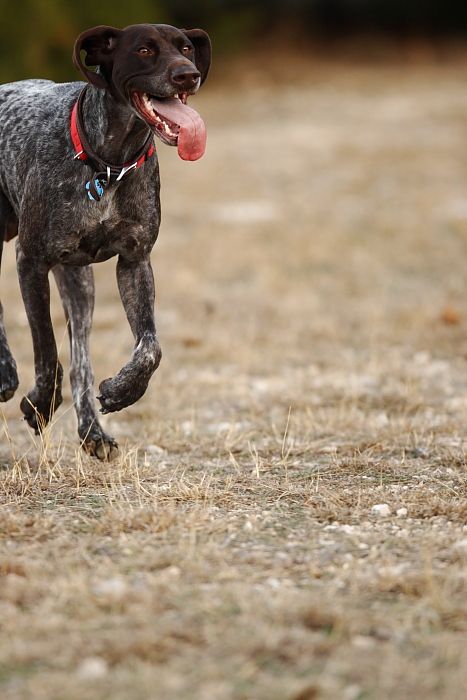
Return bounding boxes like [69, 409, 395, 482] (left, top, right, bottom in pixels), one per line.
[2, 57, 467, 699]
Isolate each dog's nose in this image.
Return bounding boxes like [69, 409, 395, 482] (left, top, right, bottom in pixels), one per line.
[170, 66, 201, 91]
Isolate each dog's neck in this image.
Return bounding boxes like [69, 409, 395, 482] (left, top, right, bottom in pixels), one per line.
[81, 86, 152, 165]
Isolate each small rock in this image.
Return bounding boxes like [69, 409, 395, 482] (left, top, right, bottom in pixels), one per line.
[145, 444, 166, 455]
[181, 420, 194, 435]
[453, 538, 467, 554]
[407, 447, 429, 459]
[93, 577, 127, 601]
[77, 656, 108, 680]
[161, 565, 181, 578]
[344, 685, 363, 700]
[351, 635, 375, 650]
[371, 504, 391, 517]
[266, 577, 281, 589]
[374, 412, 389, 427]
[396, 507, 408, 518]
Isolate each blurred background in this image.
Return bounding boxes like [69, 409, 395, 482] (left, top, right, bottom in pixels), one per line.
[0, 0, 467, 82]
[2, 8, 467, 699]
[2, 0, 467, 450]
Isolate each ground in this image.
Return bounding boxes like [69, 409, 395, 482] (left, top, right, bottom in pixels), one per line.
[1, 57, 467, 699]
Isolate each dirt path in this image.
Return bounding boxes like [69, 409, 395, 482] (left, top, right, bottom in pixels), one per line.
[1, 61, 467, 699]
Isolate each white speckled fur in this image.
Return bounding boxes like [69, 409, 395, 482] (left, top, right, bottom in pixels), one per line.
[0, 23, 210, 457]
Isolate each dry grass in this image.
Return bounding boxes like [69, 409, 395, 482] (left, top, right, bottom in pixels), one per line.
[1, 57, 467, 698]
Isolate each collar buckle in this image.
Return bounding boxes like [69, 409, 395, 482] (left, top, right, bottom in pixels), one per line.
[116, 162, 138, 182]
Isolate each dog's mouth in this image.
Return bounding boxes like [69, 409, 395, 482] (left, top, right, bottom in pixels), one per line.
[131, 92, 206, 161]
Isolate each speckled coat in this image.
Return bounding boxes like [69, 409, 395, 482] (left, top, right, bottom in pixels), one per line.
[0, 23, 211, 459]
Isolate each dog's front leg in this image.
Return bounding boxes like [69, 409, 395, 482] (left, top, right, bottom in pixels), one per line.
[16, 246, 63, 432]
[97, 256, 161, 414]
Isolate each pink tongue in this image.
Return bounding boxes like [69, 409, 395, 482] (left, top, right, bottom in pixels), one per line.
[149, 97, 206, 161]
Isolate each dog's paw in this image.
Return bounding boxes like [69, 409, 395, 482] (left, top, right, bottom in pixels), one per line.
[0, 356, 19, 402]
[81, 428, 119, 461]
[20, 386, 63, 434]
[97, 374, 148, 414]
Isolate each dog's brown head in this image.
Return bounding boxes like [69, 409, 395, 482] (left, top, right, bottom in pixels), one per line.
[73, 24, 212, 161]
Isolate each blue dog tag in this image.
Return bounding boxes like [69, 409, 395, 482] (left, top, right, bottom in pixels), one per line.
[85, 177, 105, 201]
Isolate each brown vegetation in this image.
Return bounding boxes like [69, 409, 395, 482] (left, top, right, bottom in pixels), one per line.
[1, 59, 467, 698]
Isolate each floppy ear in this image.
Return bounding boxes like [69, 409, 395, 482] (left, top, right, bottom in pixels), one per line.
[73, 25, 122, 89]
[182, 29, 212, 85]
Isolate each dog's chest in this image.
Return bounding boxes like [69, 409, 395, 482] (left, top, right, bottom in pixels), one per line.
[57, 192, 148, 265]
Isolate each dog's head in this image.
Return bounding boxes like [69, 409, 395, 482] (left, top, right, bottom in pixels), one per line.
[73, 24, 212, 161]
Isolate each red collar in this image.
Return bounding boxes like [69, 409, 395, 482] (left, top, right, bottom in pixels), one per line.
[70, 89, 155, 175]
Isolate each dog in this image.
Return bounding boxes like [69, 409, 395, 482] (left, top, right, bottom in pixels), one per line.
[0, 24, 211, 459]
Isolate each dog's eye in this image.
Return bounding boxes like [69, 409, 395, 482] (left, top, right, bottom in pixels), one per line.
[181, 45, 192, 55]
[137, 47, 152, 56]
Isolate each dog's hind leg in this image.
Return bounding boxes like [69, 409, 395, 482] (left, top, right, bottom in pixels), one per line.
[53, 264, 118, 461]
[16, 246, 63, 432]
[0, 196, 19, 402]
[0, 302, 19, 402]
